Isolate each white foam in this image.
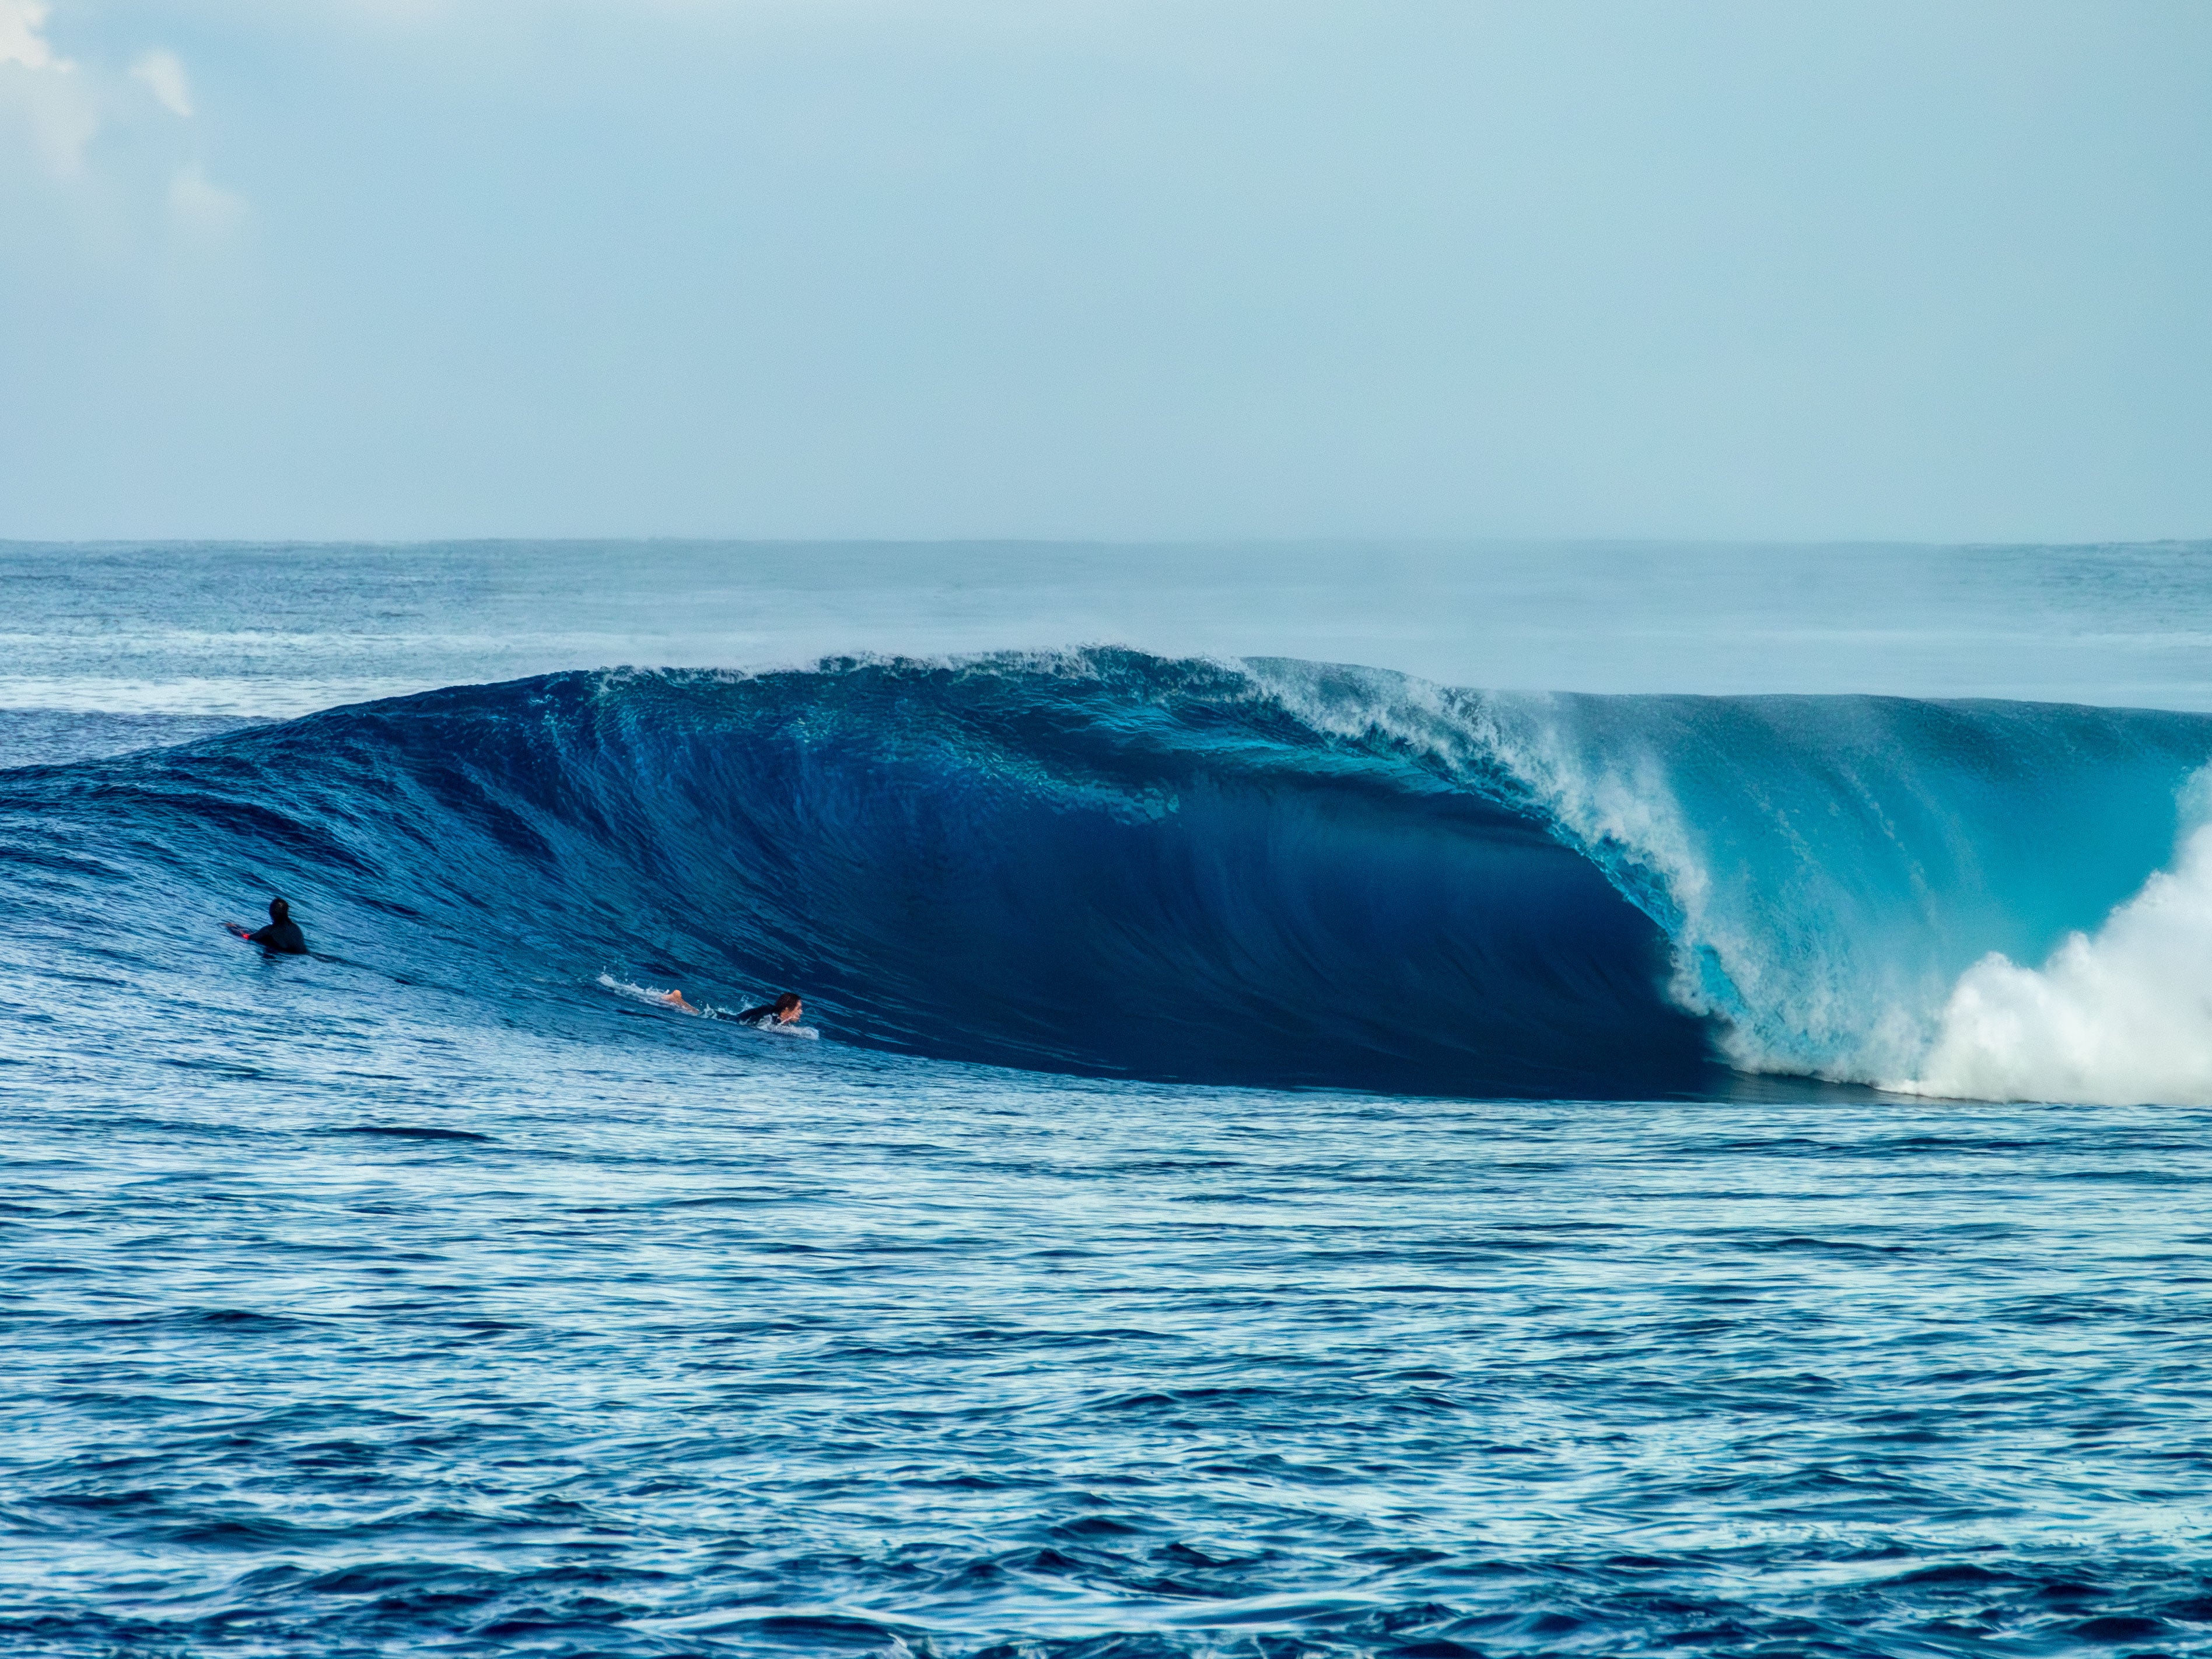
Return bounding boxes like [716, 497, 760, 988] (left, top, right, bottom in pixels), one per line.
[597, 972, 702, 1013]
[1902, 807, 2212, 1105]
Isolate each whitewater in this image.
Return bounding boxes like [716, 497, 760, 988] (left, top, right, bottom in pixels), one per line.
[8, 540, 2212, 1657]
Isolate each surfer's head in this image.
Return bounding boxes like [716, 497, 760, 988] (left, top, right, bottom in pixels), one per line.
[269, 898, 290, 922]
[772, 992, 802, 1023]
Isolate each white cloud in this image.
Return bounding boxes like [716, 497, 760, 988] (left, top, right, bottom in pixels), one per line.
[2, 10, 243, 230]
[0, 0, 97, 174]
[0, 0, 60, 71]
[131, 48, 191, 117]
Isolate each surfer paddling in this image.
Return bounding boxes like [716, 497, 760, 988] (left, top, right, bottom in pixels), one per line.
[225, 898, 307, 954]
[737, 992, 804, 1028]
[654, 989, 802, 1026]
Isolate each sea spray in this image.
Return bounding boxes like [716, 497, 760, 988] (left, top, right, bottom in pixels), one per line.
[1906, 771, 2212, 1104]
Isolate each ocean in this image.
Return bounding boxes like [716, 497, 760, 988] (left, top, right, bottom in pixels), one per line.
[6, 539, 2212, 1656]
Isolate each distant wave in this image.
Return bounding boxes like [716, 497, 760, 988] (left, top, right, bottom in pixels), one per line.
[5, 650, 2209, 1101]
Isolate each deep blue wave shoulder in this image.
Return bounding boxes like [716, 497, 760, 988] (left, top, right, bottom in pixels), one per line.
[5, 650, 2210, 1098]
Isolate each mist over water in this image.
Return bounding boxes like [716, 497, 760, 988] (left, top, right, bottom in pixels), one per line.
[8, 538, 2212, 726]
[8, 541, 2212, 1657]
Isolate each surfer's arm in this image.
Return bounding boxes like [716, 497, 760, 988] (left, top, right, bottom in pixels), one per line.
[225, 922, 254, 940]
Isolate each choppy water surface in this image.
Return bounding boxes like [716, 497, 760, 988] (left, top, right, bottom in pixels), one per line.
[6, 541, 2212, 1656]
[13, 1024, 2212, 1657]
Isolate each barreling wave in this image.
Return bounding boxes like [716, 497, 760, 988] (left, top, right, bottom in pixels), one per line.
[5, 649, 2211, 1101]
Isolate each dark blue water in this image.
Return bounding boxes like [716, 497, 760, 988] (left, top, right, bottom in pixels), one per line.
[13, 1052, 2212, 1657]
[7, 542, 2212, 1656]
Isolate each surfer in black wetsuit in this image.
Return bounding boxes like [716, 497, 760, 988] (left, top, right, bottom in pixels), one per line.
[226, 898, 307, 954]
[737, 992, 804, 1027]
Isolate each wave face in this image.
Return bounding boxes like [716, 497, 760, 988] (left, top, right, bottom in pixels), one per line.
[1430, 682, 2212, 1094]
[6, 650, 2211, 1100]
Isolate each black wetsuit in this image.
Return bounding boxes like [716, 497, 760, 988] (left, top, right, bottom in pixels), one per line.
[737, 1003, 782, 1026]
[246, 919, 307, 954]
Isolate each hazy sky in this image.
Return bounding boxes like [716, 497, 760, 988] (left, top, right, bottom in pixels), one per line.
[2, 1, 2207, 542]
